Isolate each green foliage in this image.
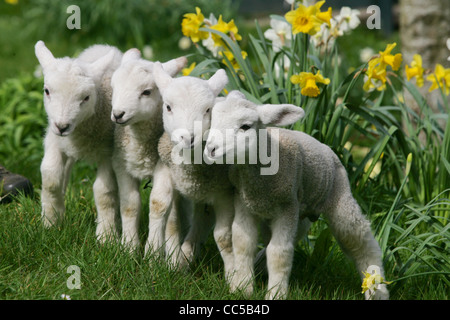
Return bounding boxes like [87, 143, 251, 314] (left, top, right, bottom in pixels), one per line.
[21, 0, 234, 50]
[0, 74, 45, 182]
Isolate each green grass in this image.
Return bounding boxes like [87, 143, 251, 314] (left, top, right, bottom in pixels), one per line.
[0, 175, 448, 300]
[0, 178, 350, 300]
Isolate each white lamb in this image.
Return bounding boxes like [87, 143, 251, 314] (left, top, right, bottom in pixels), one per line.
[204, 91, 389, 300]
[148, 63, 234, 275]
[109, 48, 187, 249]
[35, 41, 122, 241]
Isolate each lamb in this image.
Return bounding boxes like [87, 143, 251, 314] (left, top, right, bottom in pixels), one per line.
[109, 48, 187, 250]
[148, 63, 235, 275]
[204, 91, 389, 300]
[35, 41, 122, 241]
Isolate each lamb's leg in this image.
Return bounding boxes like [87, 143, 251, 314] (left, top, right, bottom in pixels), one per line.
[40, 139, 69, 227]
[93, 159, 119, 243]
[212, 194, 235, 282]
[181, 202, 214, 266]
[325, 166, 389, 300]
[230, 195, 258, 296]
[115, 167, 141, 250]
[164, 192, 185, 268]
[145, 161, 173, 257]
[265, 206, 298, 300]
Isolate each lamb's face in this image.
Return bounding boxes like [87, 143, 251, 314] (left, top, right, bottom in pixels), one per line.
[111, 61, 161, 125]
[42, 60, 97, 136]
[35, 40, 116, 137]
[205, 93, 259, 161]
[161, 77, 216, 149]
[205, 91, 305, 162]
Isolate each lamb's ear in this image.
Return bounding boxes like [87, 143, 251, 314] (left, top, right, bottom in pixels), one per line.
[35, 41, 55, 69]
[226, 90, 246, 100]
[90, 48, 117, 77]
[257, 104, 305, 126]
[162, 56, 188, 77]
[121, 48, 141, 65]
[207, 69, 228, 96]
[153, 61, 173, 95]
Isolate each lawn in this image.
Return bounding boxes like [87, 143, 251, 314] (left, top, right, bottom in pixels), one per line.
[0, 0, 449, 301]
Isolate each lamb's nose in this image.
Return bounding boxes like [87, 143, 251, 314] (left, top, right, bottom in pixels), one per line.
[180, 134, 195, 147]
[113, 111, 125, 121]
[207, 144, 216, 158]
[56, 123, 70, 135]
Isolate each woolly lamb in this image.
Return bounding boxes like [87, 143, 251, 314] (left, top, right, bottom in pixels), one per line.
[148, 63, 234, 274]
[110, 48, 187, 249]
[204, 91, 389, 300]
[36, 41, 122, 241]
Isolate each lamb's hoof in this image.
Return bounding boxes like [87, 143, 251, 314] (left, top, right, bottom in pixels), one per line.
[366, 286, 389, 300]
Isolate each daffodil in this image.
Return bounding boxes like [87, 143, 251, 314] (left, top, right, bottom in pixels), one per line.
[5, 0, 18, 4]
[285, 0, 332, 36]
[210, 15, 242, 47]
[335, 7, 361, 33]
[182, 62, 196, 76]
[220, 49, 247, 70]
[290, 70, 330, 97]
[363, 59, 388, 91]
[405, 54, 424, 87]
[379, 43, 402, 71]
[363, 43, 402, 92]
[181, 7, 209, 43]
[361, 268, 392, 297]
[264, 17, 292, 52]
[314, 1, 332, 25]
[426, 63, 450, 95]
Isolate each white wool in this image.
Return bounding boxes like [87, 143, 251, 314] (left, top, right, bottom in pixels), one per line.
[110, 48, 187, 249]
[205, 91, 389, 300]
[146, 64, 235, 274]
[36, 41, 122, 241]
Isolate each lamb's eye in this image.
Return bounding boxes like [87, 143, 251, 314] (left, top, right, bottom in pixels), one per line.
[44, 88, 50, 96]
[205, 108, 210, 114]
[240, 124, 252, 131]
[83, 96, 90, 102]
[166, 105, 172, 112]
[142, 89, 151, 96]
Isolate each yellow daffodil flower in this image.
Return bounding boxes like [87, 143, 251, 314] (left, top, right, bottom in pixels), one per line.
[361, 270, 392, 296]
[314, 1, 332, 25]
[405, 54, 424, 87]
[379, 42, 402, 71]
[181, 7, 209, 43]
[285, 0, 332, 36]
[182, 62, 196, 76]
[290, 70, 330, 97]
[210, 15, 242, 47]
[5, 0, 18, 4]
[363, 43, 402, 92]
[363, 60, 388, 92]
[426, 63, 450, 95]
[220, 49, 247, 70]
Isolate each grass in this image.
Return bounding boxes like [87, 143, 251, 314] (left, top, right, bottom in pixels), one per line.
[0, 178, 350, 300]
[0, 173, 448, 300]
